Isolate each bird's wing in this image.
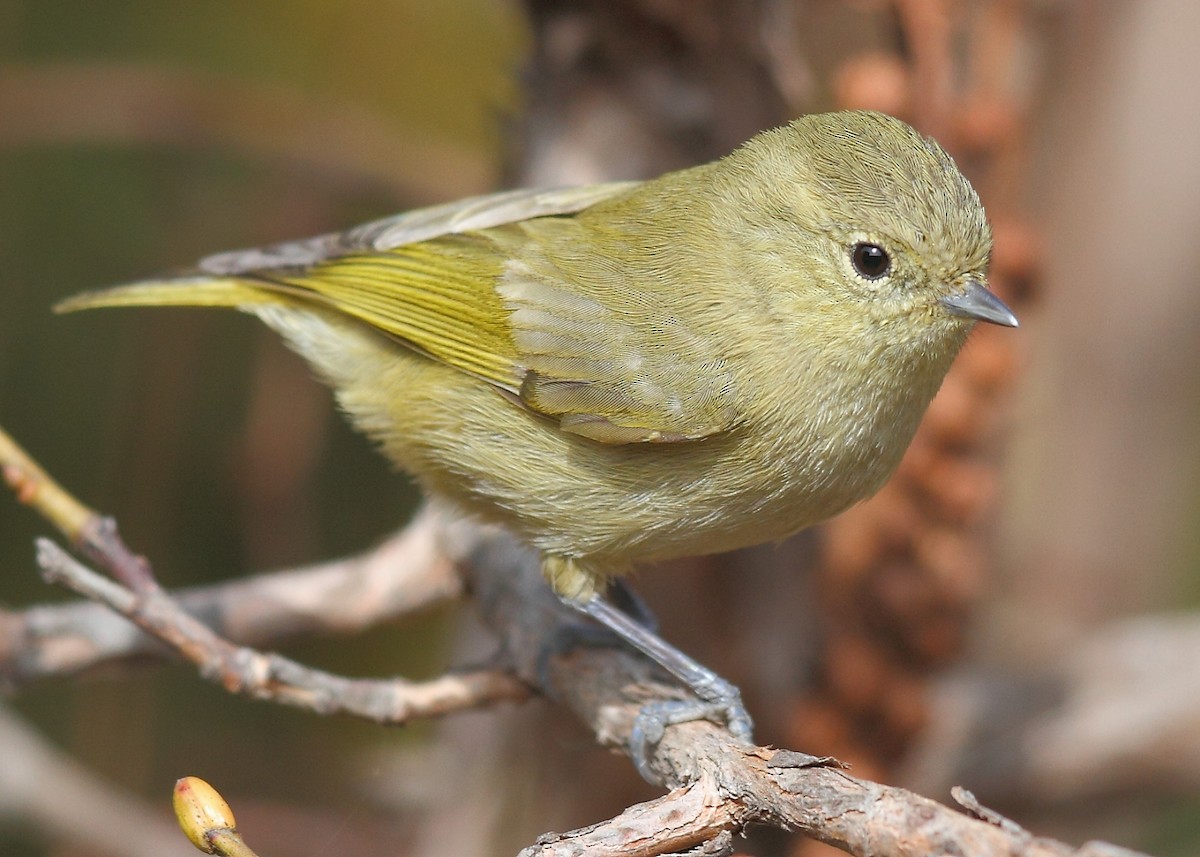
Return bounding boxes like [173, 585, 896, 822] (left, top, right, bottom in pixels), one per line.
[195, 185, 640, 272]
[494, 241, 740, 444]
[59, 182, 739, 444]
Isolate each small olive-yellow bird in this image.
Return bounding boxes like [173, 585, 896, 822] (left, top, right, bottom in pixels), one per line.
[60, 111, 1015, 743]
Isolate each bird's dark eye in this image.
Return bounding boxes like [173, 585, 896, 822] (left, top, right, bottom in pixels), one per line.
[850, 243, 891, 280]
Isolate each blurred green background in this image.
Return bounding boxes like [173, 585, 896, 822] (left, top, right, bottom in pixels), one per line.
[1, 3, 522, 855]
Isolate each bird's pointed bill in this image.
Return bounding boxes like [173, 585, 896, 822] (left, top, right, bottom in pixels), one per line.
[940, 281, 1019, 328]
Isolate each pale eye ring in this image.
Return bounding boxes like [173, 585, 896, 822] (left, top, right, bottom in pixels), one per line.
[850, 243, 891, 280]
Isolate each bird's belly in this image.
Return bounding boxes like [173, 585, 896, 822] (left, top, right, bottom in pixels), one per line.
[278, 309, 911, 570]
[408, 393, 905, 568]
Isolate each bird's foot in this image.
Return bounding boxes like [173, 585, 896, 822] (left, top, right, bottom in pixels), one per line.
[629, 682, 753, 781]
[561, 592, 756, 782]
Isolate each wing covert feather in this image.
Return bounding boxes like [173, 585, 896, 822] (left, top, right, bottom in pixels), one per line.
[498, 258, 739, 443]
[261, 239, 521, 389]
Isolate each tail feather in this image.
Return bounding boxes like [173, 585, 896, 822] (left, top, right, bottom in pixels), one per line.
[54, 277, 279, 314]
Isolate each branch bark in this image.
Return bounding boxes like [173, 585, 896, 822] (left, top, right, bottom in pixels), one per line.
[441, 517, 1151, 857]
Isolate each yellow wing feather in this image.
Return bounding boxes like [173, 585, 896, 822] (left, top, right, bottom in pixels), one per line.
[260, 237, 521, 389]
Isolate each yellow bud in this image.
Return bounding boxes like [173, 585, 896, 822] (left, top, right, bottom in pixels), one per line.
[173, 777, 236, 854]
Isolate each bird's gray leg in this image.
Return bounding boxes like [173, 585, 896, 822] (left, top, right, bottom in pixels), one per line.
[562, 593, 754, 780]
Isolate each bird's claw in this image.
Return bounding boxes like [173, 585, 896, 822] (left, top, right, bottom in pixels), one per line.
[629, 691, 755, 782]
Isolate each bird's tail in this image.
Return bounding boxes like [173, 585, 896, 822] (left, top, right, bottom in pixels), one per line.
[56, 275, 399, 412]
[55, 277, 280, 314]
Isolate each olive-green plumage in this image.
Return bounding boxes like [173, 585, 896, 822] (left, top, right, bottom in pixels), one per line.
[59, 111, 1014, 599]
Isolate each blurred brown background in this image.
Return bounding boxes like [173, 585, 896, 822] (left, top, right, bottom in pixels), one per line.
[1, 1, 1199, 856]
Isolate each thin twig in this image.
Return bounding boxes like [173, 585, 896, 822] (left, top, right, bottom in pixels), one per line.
[34, 539, 528, 723]
[1, 512, 462, 689]
[0, 425, 154, 590]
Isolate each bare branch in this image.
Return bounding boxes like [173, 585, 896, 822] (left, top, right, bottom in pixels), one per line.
[33, 538, 528, 724]
[441, 518, 1152, 857]
[1, 510, 462, 689]
[0, 424, 158, 591]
